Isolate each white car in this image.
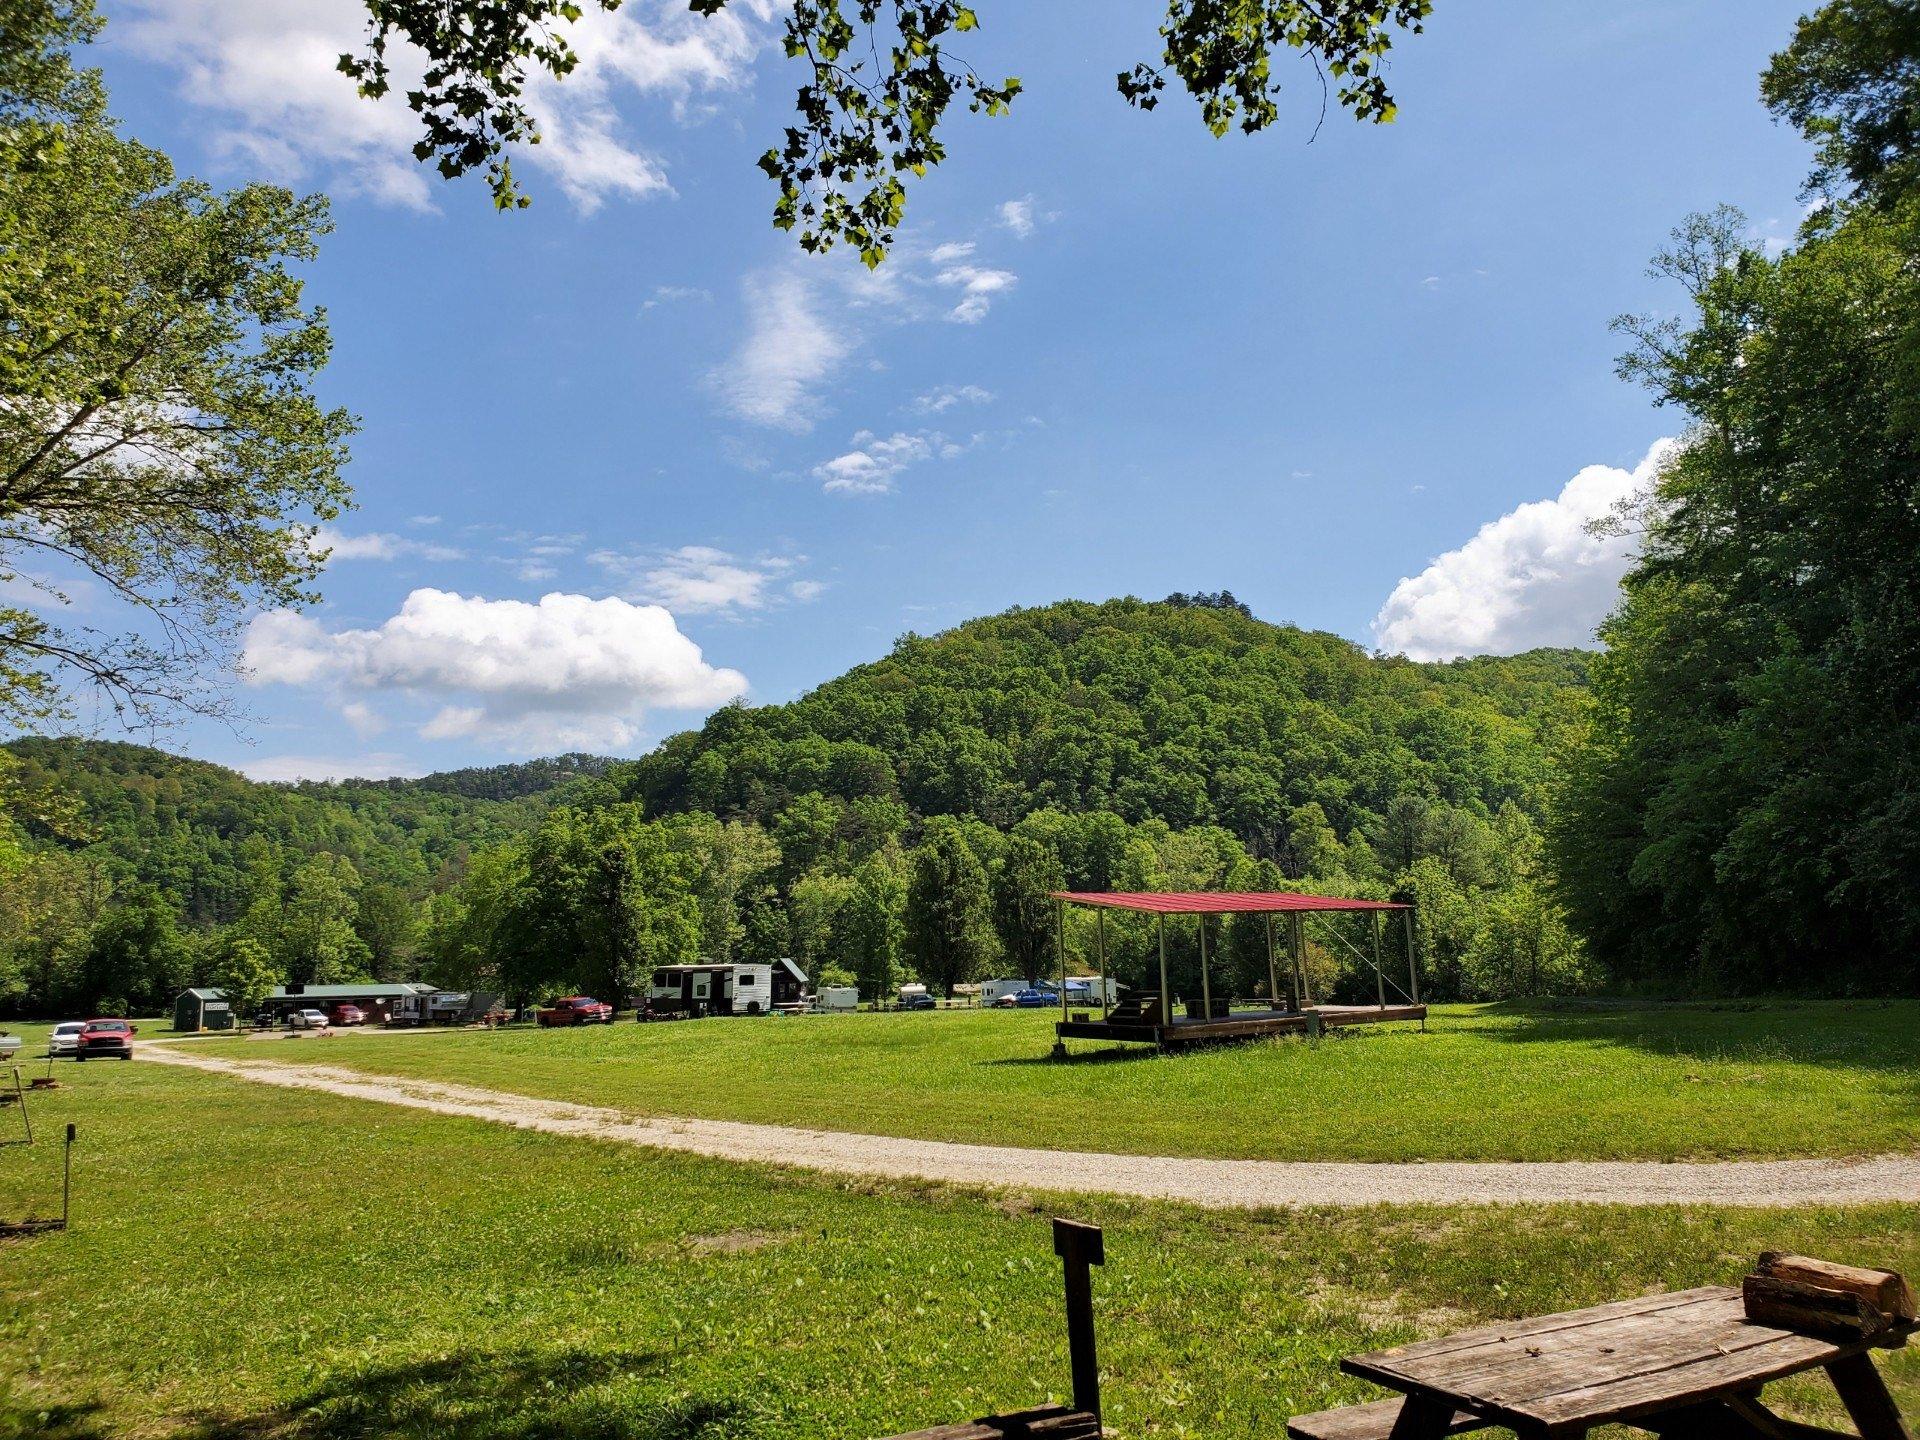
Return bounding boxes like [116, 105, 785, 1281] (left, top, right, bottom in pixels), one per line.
[48, 1021, 85, 1057]
[285, 1008, 331, 1030]
[0, 1033, 20, 1060]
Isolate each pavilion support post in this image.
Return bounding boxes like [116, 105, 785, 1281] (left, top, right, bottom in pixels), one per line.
[1095, 909, 1110, 1019]
[1197, 915, 1212, 1021]
[1372, 911, 1386, 1009]
[1058, 900, 1069, 1023]
[1156, 915, 1170, 1029]
[1264, 913, 1281, 1010]
[1292, 913, 1312, 1007]
[1403, 907, 1420, 1005]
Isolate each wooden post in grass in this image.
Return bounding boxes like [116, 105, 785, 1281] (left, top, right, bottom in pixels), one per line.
[1052, 1218, 1104, 1429]
[1265, 912, 1281, 1009]
[1197, 914, 1211, 1020]
[1372, 911, 1386, 1009]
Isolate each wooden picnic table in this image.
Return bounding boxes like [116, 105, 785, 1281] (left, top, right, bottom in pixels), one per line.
[1289, 1284, 1914, 1439]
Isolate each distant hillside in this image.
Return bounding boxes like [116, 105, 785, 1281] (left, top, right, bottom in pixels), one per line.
[630, 596, 1590, 855]
[0, 739, 593, 925]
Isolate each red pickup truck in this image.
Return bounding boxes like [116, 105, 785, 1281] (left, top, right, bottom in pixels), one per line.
[536, 996, 614, 1027]
[75, 1018, 136, 1060]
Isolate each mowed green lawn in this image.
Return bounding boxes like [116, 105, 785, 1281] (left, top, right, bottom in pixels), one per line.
[1, 1057, 1917, 1440]
[184, 1000, 1920, 1162]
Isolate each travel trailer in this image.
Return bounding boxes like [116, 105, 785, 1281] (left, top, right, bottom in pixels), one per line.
[647, 959, 811, 1017]
[812, 985, 860, 1013]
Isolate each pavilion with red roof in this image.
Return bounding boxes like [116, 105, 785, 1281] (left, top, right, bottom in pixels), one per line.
[1046, 891, 1425, 1051]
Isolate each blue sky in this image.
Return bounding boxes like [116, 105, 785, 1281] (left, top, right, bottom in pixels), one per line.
[76, 1, 1814, 779]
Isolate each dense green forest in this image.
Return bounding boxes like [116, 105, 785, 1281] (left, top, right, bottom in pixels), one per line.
[0, 598, 1589, 1016]
[1550, 4, 1920, 997]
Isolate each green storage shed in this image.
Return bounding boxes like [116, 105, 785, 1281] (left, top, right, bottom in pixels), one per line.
[174, 987, 236, 1032]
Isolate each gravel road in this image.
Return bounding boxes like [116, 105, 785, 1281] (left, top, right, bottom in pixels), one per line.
[142, 1044, 1920, 1208]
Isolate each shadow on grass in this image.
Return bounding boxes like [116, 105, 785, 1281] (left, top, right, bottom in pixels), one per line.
[982, 1045, 1162, 1068]
[0, 1399, 110, 1440]
[1464, 998, 1920, 1077]
[183, 1348, 740, 1440]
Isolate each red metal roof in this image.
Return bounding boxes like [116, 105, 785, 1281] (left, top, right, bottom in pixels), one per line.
[1051, 891, 1408, 914]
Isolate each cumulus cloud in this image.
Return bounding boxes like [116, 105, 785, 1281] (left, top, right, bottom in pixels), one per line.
[310, 528, 464, 563]
[590, 544, 812, 614]
[115, 0, 771, 213]
[911, 383, 993, 415]
[1371, 439, 1680, 661]
[811, 431, 934, 495]
[935, 261, 1017, 323]
[243, 588, 747, 750]
[710, 268, 850, 431]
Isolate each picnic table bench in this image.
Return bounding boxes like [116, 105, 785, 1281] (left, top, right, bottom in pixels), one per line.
[1288, 1284, 1914, 1440]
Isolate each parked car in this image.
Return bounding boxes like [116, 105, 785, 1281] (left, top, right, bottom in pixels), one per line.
[898, 993, 937, 1011]
[537, 996, 614, 1027]
[0, 1033, 20, 1060]
[328, 1003, 366, 1026]
[74, 1018, 136, 1060]
[48, 1021, 85, 1057]
[1011, 988, 1055, 1009]
[284, 1008, 331, 1030]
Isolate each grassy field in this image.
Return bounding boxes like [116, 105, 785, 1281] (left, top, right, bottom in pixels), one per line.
[1, 1055, 1916, 1440]
[179, 1000, 1920, 1162]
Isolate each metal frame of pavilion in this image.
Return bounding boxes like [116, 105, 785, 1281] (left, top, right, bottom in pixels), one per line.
[1048, 891, 1425, 1051]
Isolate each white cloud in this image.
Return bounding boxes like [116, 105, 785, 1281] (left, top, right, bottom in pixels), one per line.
[592, 544, 805, 614]
[812, 430, 934, 496]
[789, 579, 826, 602]
[641, 284, 713, 312]
[997, 196, 1036, 237]
[115, 0, 771, 214]
[810, 428, 981, 496]
[1371, 438, 1681, 661]
[243, 588, 747, 750]
[407, 515, 442, 527]
[310, 528, 464, 563]
[711, 268, 850, 431]
[238, 752, 421, 783]
[339, 700, 387, 738]
[935, 262, 1017, 324]
[712, 232, 1020, 429]
[911, 383, 993, 415]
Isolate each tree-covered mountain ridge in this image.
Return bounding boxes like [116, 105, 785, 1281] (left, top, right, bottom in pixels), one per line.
[632, 595, 1590, 858]
[7, 597, 1587, 889]
[0, 739, 609, 923]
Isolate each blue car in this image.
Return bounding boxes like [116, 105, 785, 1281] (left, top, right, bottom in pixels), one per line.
[1012, 988, 1055, 1008]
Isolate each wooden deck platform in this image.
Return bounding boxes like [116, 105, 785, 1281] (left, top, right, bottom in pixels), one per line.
[1055, 1003, 1427, 1049]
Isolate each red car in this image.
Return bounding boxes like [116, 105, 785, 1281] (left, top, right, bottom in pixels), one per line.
[75, 1018, 136, 1060]
[329, 1003, 366, 1026]
[536, 996, 614, 1027]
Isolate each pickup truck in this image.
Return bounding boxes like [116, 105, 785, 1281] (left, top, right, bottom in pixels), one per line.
[75, 1018, 136, 1060]
[536, 996, 614, 1027]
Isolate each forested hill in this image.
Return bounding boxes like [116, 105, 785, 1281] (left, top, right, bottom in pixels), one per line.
[0, 739, 595, 926]
[630, 596, 1590, 860]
